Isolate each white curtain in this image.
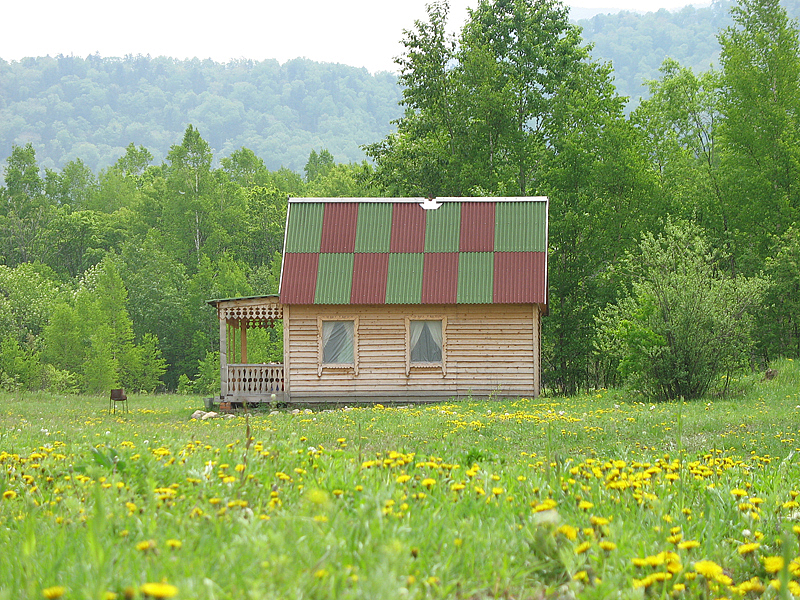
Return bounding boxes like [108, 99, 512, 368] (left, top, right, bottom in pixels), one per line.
[322, 321, 354, 364]
[410, 320, 442, 362]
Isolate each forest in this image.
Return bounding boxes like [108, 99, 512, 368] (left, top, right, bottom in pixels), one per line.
[1, 0, 799, 400]
[5, 0, 800, 176]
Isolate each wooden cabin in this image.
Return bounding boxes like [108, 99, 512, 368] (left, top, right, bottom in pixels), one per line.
[208, 196, 548, 405]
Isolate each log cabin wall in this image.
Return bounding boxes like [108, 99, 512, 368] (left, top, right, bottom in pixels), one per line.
[285, 303, 542, 402]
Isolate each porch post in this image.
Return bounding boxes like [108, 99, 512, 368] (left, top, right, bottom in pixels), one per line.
[240, 321, 248, 364]
[220, 313, 228, 398]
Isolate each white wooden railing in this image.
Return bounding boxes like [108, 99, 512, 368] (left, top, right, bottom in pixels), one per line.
[227, 364, 285, 395]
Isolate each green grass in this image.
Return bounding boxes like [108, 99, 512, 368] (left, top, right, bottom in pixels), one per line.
[2, 359, 800, 599]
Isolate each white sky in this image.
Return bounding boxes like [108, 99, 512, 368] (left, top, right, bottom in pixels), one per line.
[2, 0, 710, 74]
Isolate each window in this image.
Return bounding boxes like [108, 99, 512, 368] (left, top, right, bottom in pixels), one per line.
[410, 320, 442, 362]
[406, 318, 446, 376]
[318, 318, 358, 375]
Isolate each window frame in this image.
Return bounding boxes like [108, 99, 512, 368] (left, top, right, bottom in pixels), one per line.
[405, 316, 447, 377]
[317, 316, 359, 376]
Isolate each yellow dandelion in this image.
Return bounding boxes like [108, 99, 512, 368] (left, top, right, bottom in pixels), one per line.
[2, 490, 17, 500]
[42, 587, 66, 600]
[694, 559, 723, 579]
[599, 541, 617, 552]
[421, 478, 436, 488]
[140, 582, 178, 599]
[578, 500, 594, 510]
[492, 487, 504, 496]
[737, 542, 759, 555]
[575, 541, 592, 554]
[763, 555, 784, 574]
[166, 539, 182, 550]
[557, 524, 578, 541]
[136, 539, 156, 552]
[677, 540, 700, 550]
[396, 475, 411, 484]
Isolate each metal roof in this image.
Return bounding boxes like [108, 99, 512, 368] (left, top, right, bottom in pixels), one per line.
[280, 197, 548, 306]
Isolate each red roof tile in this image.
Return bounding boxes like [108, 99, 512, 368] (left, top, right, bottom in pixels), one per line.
[493, 252, 547, 304]
[320, 202, 358, 253]
[459, 202, 496, 251]
[351, 253, 389, 304]
[390, 203, 426, 252]
[279, 253, 320, 304]
[422, 253, 459, 304]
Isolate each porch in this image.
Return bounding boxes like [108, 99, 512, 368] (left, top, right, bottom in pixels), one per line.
[208, 295, 287, 403]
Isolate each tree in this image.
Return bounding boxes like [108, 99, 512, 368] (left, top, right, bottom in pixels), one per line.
[164, 125, 215, 266]
[303, 149, 335, 183]
[367, 0, 594, 197]
[0, 144, 53, 265]
[596, 220, 767, 400]
[718, 0, 800, 270]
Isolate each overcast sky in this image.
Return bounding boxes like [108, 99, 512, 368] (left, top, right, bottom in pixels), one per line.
[2, 0, 710, 74]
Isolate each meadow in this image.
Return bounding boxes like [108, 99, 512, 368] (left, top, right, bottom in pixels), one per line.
[2, 360, 800, 600]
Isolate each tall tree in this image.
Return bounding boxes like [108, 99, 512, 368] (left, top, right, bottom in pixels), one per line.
[718, 0, 800, 271]
[164, 125, 215, 265]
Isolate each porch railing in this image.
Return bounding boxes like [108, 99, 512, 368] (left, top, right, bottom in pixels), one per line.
[227, 363, 285, 395]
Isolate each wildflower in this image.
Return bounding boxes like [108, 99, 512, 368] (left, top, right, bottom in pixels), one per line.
[396, 475, 411, 484]
[2, 490, 17, 500]
[421, 478, 436, 488]
[693, 559, 723, 580]
[314, 569, 329, 579]
[736, 577, 765, 594]
[42, 587, 66, 599]
[557, 524, 578, 541]
[140, 582, 178, 598]
[136, 539, 157, 553]
[166, 539, 182, 550]
[492, 487, 504, 496]
[599, 541, 617, 552]
[763, 555, 784, 574]
[578, 500, 594, 510]
[575, 541, 592, 554]
[737, 542, 759, 555]
[677, 540, 700, 551]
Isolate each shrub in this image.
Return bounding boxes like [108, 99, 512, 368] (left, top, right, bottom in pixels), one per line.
[596, 220, 767, 400]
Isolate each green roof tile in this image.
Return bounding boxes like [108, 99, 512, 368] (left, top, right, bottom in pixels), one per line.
[314, 253, 354, 304]
[424, 203, 461, 252]
[385, 253, 424, 304]
[494, 201, 547, 252]
[354, 202, 392, 253]
[284, 202, 324, 253]
[457, 252, 494, 304]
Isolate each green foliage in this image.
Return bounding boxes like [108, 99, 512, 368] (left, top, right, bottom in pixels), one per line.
[0, 334, 42, 391]
[0, 56, 403, 173]
[596, 220, 767, 400]
[191, 351, 220, 396]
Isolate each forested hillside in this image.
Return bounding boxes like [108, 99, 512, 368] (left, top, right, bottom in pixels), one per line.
[0, 56, 403, 173]
[578, 0, 800, 103]
[4, 1, 800, 172]
[1, 0, 799, 401]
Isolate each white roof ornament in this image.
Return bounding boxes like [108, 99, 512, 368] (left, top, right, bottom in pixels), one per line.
[419, 197, 442, 210]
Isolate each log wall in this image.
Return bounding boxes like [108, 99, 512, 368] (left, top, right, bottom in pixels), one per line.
[285, 303, 542, 402]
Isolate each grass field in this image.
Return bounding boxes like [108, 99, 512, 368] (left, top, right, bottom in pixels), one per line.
[2, 359, 800, 599]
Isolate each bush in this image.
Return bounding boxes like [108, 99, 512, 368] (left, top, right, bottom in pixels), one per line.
[596, 220, 767, 400]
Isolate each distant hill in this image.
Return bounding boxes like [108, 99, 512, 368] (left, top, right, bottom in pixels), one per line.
[0, 55, 403, 173]
[576, 0, 800, 105]
[4, 0, 800, 173]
